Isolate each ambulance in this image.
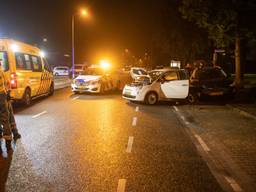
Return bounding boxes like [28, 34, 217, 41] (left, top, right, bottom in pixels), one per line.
[0, 38, 54, 105]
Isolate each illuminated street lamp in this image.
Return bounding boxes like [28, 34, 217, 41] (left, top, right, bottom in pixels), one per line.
[72, 9, 89, 78]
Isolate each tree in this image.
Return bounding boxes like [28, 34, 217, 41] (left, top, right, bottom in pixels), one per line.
[151, 0, 210, 68]
[179, 0, 256, 88]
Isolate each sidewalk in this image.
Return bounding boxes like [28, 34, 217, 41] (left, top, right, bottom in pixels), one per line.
[175, 104, 256, 192]
[228, 103, 256, 118]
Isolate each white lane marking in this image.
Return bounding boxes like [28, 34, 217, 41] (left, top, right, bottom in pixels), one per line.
[71, 96, 80, 100]
[126, 136, 134, 153]
[194, 134, 210, 152]
[32, 111, 47, 119]
[173, 106, 179, 112]
[180, 115, 185, 121]
[117, 179, 126, 192]
[224, 176, 242, 192]
[132, 117, 137, 126]
[135, 106, 139, 112]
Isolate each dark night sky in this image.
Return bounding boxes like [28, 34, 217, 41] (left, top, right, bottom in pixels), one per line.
[0, 0, 163, 65]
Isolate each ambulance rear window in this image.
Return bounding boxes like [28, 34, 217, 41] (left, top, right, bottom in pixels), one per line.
[0, 51, 9, 72]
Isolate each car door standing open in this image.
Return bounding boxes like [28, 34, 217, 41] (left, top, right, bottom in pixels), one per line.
[160, 70, 189, 99]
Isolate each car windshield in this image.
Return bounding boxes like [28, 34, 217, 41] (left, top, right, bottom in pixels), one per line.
[57, 67, 68, 70]
[132, 69, 147, 75]
[148, 70, 164, 81]
[81, 68, 105, 75]
[135, 76, 151, 84]
[0, 51, 9, 72]
[197, 68, 227, 80]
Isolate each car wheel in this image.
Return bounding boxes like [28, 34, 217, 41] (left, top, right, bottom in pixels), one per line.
[115, 80, 121, 91]
[187, 92, 199, 104]
[99, 83, 105, 94]
[23, 88, 31, 106]
[48, 83, 54, 96]
[145, 92, 158, 105]
[55, 72, 59, 76]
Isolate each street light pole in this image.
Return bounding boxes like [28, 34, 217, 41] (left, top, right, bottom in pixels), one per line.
[71, 9, 89, 79]
[72, 14, 75, 79]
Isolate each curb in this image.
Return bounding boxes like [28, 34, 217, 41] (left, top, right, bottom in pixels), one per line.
[226, 104, 256, 121]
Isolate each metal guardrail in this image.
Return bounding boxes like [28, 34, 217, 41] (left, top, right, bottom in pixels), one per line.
[54, 76, 72, 90]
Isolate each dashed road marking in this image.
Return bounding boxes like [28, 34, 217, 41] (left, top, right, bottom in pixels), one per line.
[180, 115, 185, 121]
[173, 106, 179, 112]
[32, 111, 47, 118]
[194, 134, 210, 152]
[71, 96, 80, 100]
[117, 179, 126, 192]
[224, 176, 242, 192]
[126, 136, 134, 153]
[132, 117, 137, 126]
[135, 106, 139, 112]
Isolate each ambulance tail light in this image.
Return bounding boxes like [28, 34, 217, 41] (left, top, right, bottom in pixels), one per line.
[10, 73, 18, 89]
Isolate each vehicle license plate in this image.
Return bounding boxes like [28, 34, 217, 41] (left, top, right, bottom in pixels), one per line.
[209, 91, 223, 96]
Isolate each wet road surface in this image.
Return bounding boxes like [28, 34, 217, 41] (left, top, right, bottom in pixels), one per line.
[1, 88, 222, 192]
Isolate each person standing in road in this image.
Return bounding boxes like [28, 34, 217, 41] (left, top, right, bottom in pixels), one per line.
[7, 96, 21, 140]
[0, 60, 12, 149]
[0, 59, 21, 141]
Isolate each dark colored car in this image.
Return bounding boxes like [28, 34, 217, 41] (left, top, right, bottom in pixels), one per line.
[187, 66, 234, 103]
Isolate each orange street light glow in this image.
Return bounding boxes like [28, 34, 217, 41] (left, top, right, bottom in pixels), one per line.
[100, 60, 111, 69]
[81, 9, 88, 17]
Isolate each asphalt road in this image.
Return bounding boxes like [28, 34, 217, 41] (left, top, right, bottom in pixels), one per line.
[1, 88, 223, 192]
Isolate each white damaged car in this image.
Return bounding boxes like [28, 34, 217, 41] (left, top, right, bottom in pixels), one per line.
[71, 66, 114, 94]
[122, 68, 190, 105]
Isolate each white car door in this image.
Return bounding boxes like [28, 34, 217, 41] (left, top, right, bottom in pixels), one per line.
[160, 71, 189, 99]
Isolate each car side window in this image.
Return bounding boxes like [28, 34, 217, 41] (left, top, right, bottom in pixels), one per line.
[31, 55, 42, 72]
[15, 53, 26, 70]
[179, 70, 189, 80]
[43, 59, 52, 72]
[163, 71, 178, 81]
[24, 54, 32, 70]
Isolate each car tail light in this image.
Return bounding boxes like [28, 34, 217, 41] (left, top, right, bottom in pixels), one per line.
[10, 72, 18, 89]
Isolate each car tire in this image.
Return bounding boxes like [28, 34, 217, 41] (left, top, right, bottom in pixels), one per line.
[145, 92, 158, 105]
[23, 88, 31, 106]
[187, 92, 199, 104]
[48, 83, 54, 96]
[115, 80, 121, 91]
[100, 83, 105, 94]
[55, 73, 59, 76]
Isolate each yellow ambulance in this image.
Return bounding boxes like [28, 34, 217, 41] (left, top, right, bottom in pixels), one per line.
[0, 38, 54, 105]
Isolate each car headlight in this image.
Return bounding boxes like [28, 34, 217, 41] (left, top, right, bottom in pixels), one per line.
[131, 90, 138, 96]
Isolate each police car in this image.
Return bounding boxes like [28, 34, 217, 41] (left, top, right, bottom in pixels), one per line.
[122, 68, 189, 105]
[71, 65, 115, 94]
